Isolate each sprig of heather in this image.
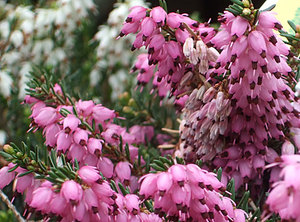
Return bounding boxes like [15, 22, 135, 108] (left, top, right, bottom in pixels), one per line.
[139, 163, 246, 221]
[118, 4, 218, 105]
[25, 74, 156, 191]
[0, 144, 160, 221]
[177, 0, 300, 189]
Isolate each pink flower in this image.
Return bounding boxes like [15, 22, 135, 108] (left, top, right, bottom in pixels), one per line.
[78, 166, 100, 184]
[50, 193, 67, 215]
[115, 161, 131, 183]
[68, 143, 86, 162]
[76, 100, 94, 116]
[61, 180, 83, 204]
[63, 114, 80, 134]
[92, 105, 116, 124]
[139, 164, 243, 221]
[97, 157, 114, 178]
[124, 194, 140, 214]
[258, 11, 282, 29]
[34, 107, 58, 127]
[0, 166, 15, 189]
[126, 6, 147, 23]
[14, 173, 33, 193]
[30, 186, 53, 211]
[150, 6, 167, 26]
[43, 123, 60, 147]
[140, 17, 156, 39]
[73, 128, 89, 146]
[56, 131, 72, 152]
[87, 138, 102, 155]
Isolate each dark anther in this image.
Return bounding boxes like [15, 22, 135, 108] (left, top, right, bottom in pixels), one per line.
[125, 17, 132, 23]
[260, 50, 266, 58]
[274, 55, 280, 63]
[258, 76, 263, 85]
[272, 91, 278, 99]
[252, 61, 258, 70]
[269, 35, 277, 45]
[261, 65, 268, 73]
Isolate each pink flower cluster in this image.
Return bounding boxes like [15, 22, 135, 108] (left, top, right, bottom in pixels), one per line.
[139, 163, 246, 221]
[25, 85, 155, 190]
[265, 155, 300, 220]
[119, 6, 216, 102]
[0, 163, 161, 221]
[178, 10, 300, 189]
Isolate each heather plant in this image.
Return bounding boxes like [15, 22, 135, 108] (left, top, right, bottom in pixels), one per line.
[0, 0, 299, 221]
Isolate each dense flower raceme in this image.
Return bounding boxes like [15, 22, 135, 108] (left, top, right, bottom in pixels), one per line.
[139, 164, 246, 221]
[264, 155, 300, 220]
[177, 10, 300, 189]
[0, 163, 162, 221]
[119, 6, 218, 104]
[25, 84, 154, 190]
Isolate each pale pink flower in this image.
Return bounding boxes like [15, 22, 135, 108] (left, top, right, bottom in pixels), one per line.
[61, 180, 83, 204]
[78, 166, 100, 184]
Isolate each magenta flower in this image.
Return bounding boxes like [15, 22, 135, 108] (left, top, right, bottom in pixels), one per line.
[139, 164, 245, 221]
[265, 155, 300, 220]
[78, 166, 100, 184]
[63, 114, 80, 134]
[34, 107, 58, 127]
[61, 180, 83, 204]
[115, 161, 132, 184]
[0, 166, 15, 189]
[29, 186, 53, 212]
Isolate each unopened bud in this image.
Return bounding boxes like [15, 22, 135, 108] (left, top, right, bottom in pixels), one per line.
[242, 8, 251, 16]
[27, 165, 35, 171]
[242, 0, 250, 8]
[3, 144, 15, 155]
[296, 24, 300, 33]
[16, 152, 23, 158]
[123, 106, 133, 113]
[128, 98, 136, 107]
